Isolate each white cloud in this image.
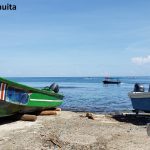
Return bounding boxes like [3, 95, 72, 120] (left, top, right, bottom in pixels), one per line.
[131, 55, 150, 65]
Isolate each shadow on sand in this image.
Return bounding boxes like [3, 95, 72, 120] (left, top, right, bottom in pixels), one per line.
[0, 114, 22, 126]
[0, 110, 45, 125]
[112, 113, 150, 126]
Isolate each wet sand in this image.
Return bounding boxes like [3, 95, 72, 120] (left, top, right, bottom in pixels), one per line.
[0, 111, 150, 150]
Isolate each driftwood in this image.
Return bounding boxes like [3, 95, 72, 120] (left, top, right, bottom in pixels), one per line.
[40, 110, 58, 116]
[47, 137, 62, 148]
[86, 113, 95, 120]
[20, 114, 37, 121]
[42, 133, 62, 148]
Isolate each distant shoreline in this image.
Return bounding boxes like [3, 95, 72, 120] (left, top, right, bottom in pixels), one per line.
[4, 76, 150, 78]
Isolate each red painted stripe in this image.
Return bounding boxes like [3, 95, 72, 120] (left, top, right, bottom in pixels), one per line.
[0, 83, 6, 100]
[1, 84, 4, 100]
[0, 84, 2, 100]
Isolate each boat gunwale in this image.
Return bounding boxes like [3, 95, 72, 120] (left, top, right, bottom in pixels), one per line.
[0, 77, 64, 99]
[128, 92, 150, 99]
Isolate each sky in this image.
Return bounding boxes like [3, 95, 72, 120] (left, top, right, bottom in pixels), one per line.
[0, 0, 150, 77]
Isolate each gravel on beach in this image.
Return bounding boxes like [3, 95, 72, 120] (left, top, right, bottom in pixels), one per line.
[0, 111, 150, 150]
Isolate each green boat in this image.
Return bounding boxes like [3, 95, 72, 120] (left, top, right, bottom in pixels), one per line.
[0, 77, 64, 117]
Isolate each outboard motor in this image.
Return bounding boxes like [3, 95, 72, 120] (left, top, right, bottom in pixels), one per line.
[49, 83, 59, 93]
[134, 83, 144, 92]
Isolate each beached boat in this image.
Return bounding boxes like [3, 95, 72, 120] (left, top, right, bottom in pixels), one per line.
[128, 83, 150, 114]
[0, 77, 64, 117]
[103, 77, 121, 84]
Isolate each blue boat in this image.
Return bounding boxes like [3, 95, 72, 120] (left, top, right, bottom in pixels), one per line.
[128, 83, 150, 114]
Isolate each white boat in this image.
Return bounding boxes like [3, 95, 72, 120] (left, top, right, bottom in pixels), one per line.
[128, 83, 150, 114]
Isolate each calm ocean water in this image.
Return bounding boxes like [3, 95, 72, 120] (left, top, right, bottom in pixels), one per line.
[7, 77, 150, 113]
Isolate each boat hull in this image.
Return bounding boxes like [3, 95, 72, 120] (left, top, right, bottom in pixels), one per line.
[103, 80, 121, 84]
[0, 101, 24, 117]
[0, 100, 63, 117]
[28, 93, 63, 107]
[0, 93, 63, 117]
[129, 92, 150, 112]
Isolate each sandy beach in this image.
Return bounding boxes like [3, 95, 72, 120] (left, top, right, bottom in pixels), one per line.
[0, 111, 150, 150]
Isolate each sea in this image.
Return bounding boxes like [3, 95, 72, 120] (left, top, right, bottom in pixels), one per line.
[7, 76, 150, 113]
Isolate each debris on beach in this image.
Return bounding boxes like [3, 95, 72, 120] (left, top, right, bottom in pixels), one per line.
[80, 112, 120, 124]
[42, 133, 62, 149]
[86, 112, 95, 120]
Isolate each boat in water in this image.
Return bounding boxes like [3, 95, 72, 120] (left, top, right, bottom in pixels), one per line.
[0, 77, 64, 117]
[103, 77, 121, 84]
[128, 83, 150, 114]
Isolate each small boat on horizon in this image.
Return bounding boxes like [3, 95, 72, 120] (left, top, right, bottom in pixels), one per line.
[128, 83, 150, 114]
[102, 77, 121, 84]
[0, 77, 64, 117]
